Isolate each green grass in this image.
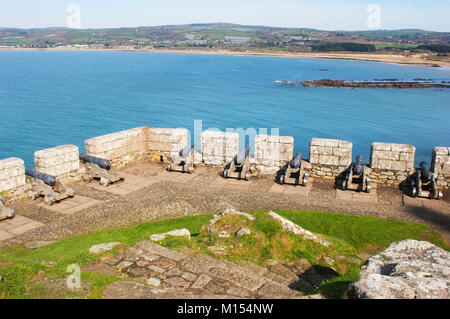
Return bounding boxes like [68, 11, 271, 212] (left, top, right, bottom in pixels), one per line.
[0, 210, 447, 299]
[274, 210, 448, 253]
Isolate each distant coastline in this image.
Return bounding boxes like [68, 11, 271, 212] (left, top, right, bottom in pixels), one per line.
[1, 46, 449, 68]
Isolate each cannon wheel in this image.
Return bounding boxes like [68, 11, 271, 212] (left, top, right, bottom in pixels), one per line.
[279, 175, 285, 185]
[302, 173, 308, 186]
[223, 169, 228, 178]
[28, 190, 37, 201]
[167, 163, 172, 172]
[244, 171, 250, 181]
[44, 194, 54, 206]
[100, 177, 109, 187]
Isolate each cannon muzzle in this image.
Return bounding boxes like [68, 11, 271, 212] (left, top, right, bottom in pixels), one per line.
[179, 142, 194, 158]
[353, 155, 364, 175]
[79, 154, 111, 170]
[290, 153, 303, 169]
[25, 168, 55, 186]
[419, 161, 433, 182]
[235, 146, 250, 165]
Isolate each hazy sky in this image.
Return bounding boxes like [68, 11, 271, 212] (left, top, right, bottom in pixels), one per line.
[1, 0, 449, 31]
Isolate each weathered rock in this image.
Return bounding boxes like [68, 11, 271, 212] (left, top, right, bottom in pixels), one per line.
[266, 259, 278, 266]
[135, 240, 186, 261]
[165, 276, 190, 288]
[207, 245, 228, 255]
[267, 211, 331, 246]
[146, 277, 161, 287]
[207, 208, 255, 234]
[236, 227, 251, 238]
[81, 262, 117, 275]
[349, 240, 450, 299]
[322, 256, 335, 266]
[217, 231, 230, 238]
[89, 242, 122, 254]
[191, 274, 212, 289]
[126, 266, 152, 278]
[150, 228, 191, 241]
[103, 281, 238, 299]
[116, 260, 133, 270]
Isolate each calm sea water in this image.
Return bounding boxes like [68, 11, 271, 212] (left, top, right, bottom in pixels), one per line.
[0, 50, 449, 167]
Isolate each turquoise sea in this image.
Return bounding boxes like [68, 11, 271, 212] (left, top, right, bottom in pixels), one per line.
[0, 50, 449, 167]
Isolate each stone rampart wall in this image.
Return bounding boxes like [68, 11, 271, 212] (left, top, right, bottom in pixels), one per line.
[201, 131, 238, 166]
[0, 158, 29, 200]
[369, 142, 415, 185]
[309, 138, 352, 178]
[254, 135, 294, 174]
[431, 147, 450, 189]
[34, 144, 81, 183]
[1, 126, 449, 201]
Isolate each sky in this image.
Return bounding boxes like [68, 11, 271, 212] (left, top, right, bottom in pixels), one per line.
[0, 0, 449, 31]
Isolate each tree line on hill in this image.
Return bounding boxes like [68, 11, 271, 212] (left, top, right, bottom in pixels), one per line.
[311, 42, 376, 52]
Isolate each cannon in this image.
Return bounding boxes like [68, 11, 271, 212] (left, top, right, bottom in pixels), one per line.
[409, 161, 443, 200]
[341, 155, 372, 193]
[80, 154, 124, 186]
[278, 153, 311, 186]
[167, 142, 195, 174]
[0, 197, 15, 221]
[223, 146, 251, 181]
[26, 169, 74, 205]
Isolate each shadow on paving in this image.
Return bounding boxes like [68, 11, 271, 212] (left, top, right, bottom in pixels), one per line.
[405, 205, 450, 233]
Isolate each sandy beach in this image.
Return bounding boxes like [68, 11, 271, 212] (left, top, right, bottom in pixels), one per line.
[2, 46, 450, 68]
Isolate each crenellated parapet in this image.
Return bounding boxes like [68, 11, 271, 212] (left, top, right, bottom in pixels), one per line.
[0, 125, 448, 201]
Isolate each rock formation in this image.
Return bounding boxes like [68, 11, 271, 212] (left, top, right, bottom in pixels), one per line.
[349, 239, 450, 299]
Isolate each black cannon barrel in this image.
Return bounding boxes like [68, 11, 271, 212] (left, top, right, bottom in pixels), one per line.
[419, 161, 433, 182]
[353, 155, 364, 175]
[25, 168, 55, 186]
[179, 142, 194, 157]
[79, 154, 111, 170]
[290, 153, 303, 169]
[235, 146, 251, 165]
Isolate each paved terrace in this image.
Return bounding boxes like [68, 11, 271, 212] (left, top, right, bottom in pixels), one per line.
[1, 159, 449, 247]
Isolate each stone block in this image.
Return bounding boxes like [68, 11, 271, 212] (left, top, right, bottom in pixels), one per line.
[310, 138, 340, 147]
[0, 157, 26, 192]
[371, 142, 392, 151]
[377, 159, 406, 171]
[318, 155, 339, 166]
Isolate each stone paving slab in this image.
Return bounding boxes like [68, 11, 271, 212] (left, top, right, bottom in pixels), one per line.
[43, 195, 102, 215]
[87, 173, 157, 195]
[0, 215, 44, 241]
[156, 170, 199, 184]
[0, 229, 14, 241]
[268, 179, 313, 196]
[210, 176, 254, 190]
[97, 240, 299, 299]
[402, 195, 449, 210]
[336, 188, 378, 203]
